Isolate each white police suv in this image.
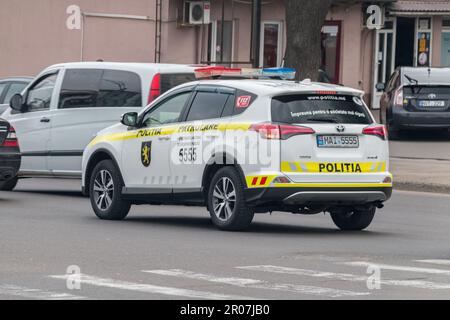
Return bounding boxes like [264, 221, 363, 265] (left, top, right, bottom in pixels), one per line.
[82, 70, 392, 231]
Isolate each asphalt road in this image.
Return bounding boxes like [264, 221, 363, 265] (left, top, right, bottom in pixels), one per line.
[1, 178, 450, 300]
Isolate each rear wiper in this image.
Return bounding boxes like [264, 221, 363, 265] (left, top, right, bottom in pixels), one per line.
[404, 74, 419, 85]
[306, 118, 338, 123]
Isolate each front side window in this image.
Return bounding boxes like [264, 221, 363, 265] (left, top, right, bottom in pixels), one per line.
[142, 92, 191, 127]
[272, 94, 372, 125]
[26, 73, 58, 111]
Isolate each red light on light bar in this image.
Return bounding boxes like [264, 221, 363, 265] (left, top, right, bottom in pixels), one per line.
[194, 66, 242, 78]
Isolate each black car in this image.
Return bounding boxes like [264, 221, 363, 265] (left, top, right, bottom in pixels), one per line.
[0, 118, 20, 190]
[378, 67, 450, 139]
[0, 77, 32, 115]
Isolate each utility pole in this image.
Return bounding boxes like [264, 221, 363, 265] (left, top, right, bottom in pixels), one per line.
[251, 0, 261, 68]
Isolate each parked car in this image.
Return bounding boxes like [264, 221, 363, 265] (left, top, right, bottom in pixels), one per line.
[378, 67, 450, 139]
[1, 62, 196, 190]
[0, 118, 21, 190]
[0, 77, 32, 115]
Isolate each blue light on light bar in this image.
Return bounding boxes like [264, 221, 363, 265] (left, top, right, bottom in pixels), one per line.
[261, 67, 296, 80]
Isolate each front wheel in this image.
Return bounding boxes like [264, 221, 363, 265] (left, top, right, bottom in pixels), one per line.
[89, 160, 131, 220]
[0, 176, 18, 191]
[330, 206, 376, 231]
[207, 167, 254, 231]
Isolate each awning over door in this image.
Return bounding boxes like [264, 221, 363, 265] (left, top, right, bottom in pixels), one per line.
[389, 1, 450, 16]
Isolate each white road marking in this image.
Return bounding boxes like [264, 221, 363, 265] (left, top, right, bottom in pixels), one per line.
[237, 265, 450, 290]
[50, 274, 257, 300]
[341, 261, 450, 276]
[143, 269, 370, 298]
[0, 285, 85, 300]
[416, 260, 450, 266]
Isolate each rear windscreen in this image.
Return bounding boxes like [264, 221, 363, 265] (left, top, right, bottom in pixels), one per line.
[160, 73, 196, 94]
[271, 94, 372, 124]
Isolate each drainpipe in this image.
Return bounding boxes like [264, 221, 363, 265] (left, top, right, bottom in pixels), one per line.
[251, 0, 262, 68]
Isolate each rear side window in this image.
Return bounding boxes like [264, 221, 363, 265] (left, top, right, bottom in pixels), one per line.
[186, 91, 230, 121]
[160, 73, 195, 94]
[272, 94, 372, 124]
[59, 69, 142, 109]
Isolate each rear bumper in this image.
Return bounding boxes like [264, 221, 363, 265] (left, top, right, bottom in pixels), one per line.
[244, 185, 392, 207]
[393, 108, 450, 129]
[0, 153, 21, 181]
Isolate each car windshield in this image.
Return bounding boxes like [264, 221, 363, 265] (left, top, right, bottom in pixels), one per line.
[271, 94, 372, 125]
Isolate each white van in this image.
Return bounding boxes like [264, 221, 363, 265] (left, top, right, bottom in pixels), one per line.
[1, 62, 196, 190]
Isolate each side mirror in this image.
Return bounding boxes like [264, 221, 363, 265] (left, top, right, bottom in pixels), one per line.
[375, 83, 385, 92]
[10, 94, 25, 112]
[121, 112, 138, 127]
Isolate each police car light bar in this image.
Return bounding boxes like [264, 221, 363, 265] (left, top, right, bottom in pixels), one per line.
[261, 68, 296, 80]
[194, 66, 296, 80]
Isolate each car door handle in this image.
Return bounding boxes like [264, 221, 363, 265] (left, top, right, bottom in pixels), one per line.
[40, 117, 50, 123]
[158, 136, 170, 141]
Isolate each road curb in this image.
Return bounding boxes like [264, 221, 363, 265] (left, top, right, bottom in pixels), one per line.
[394, 181, 450, 194]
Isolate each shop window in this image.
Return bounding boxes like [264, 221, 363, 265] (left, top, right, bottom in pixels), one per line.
[321, 22, 341, 84]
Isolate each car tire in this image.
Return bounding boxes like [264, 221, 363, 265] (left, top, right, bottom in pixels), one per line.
[0, 176, 18, 191]
[207, 167, 254, 231]
[89, 159, 131, 220]
[330, 206, 376, 231]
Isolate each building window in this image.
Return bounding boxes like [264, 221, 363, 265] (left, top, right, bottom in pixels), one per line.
[208, 20, 234, 66]
[416, 17, 432, 67]
[260, 21, 283, 68]
[441, 19, 450, 67]
[321, 21, 341, 84]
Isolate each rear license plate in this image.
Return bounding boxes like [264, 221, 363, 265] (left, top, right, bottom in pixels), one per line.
[419, 100, 445, 107]
[317, 135, 359, 148]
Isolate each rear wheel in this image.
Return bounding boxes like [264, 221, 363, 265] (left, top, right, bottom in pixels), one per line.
[330, 206, 376, 231]
[89, 160, 131, 220]
[0, 176, 18, 191]
[207, 167, 254, 231]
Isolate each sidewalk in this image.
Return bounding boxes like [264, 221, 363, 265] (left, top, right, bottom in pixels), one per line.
[391, 157, 450, 194]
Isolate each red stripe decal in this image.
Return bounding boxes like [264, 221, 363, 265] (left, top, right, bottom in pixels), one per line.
[251, 177, 258, 186]
[260, 177, 267, 185]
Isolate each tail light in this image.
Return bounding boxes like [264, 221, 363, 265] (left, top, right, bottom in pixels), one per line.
[148, 73, 161, 104]
[362, 125, 387, 140]
[250, 123, 315, 140]
[3, 126, 19, 147]
[394, 88, 404, 107]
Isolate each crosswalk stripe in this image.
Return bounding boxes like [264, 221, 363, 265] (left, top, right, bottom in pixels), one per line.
[341, 261, 450, 275]
[143, 269, 370, 298]
[50, 274, 257, 300]
[416, 260, 450, 266]
[237, 265, 450, 290]
[0, 285, 85, 300]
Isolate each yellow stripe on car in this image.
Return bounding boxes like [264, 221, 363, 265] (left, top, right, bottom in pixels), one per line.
[281, 161, 387, 173]
[89, 123, 254, 147]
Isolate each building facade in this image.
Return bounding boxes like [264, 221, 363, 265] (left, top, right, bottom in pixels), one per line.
[1, 0, 450, 108]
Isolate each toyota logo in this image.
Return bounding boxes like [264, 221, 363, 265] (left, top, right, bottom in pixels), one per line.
[428, 93, 437, 99]
[336, 125, 345, 133]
